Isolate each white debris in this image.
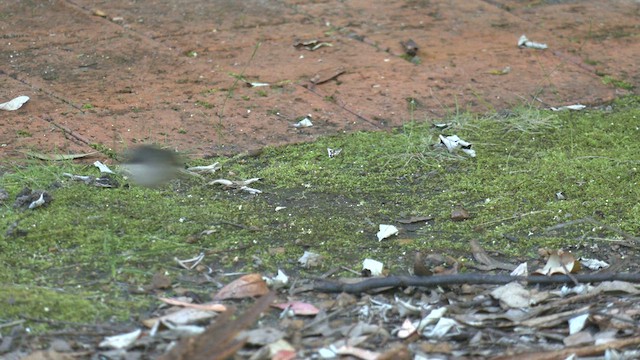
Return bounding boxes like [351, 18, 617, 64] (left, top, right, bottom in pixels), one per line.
[99, 329, 141, 349]
[0, 95, 29, 111]
[240, 186, 262, 194]
[377, 224, 399, 241]
[63, 173, 95, 184]
[580, 258, 609, 271]
[518, 34, 547, 49]
[210, 179, 234, 186]
[550, 104, 586, 111]
[362, 258, 384, 276]
[569, 313, 589, 335]
[293, 115, 313, 128]
[187, 162, 221, 173]
[298, 251, 322, 268]
[94, 161, 115, 174]
[209, 178, 262, 194]
[28, 193, 46, 209]
[438, 135, 476, 157]
[425, 318, 458, 338]
[327, 148, 342, 158]
[264, 269, 289, 289]
[510, 262, 528, 277]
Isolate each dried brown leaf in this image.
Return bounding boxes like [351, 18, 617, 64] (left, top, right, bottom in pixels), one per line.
[159, 292, 275, 360]
[214, 273, 269, 300]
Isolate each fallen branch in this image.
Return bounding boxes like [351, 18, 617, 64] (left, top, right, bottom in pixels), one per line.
[300, 84, 381, 128]
[313, 273, 640, 294]
[491, 335, 640, 360]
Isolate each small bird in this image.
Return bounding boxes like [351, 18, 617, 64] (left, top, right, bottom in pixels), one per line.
[119, 145, 182, 187]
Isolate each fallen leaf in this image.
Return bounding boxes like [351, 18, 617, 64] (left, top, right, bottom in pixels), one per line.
[159, 292, 275, 360]
[396, 318, 416, 339]
[159, 297, 227, 312]
[490, 282, 534, 308]
[214, 273, 269, 300]
[534, 251, 581, 275]
[425, 318, 458, 338]
[19, 151, 98, 161]
[143, 307, 218, 328]
[335, 345, 381, 360]
[397, 215, 433, 224]
[99, 329, 141, 349]
[412, 252, 433, 276]
[470, 239, 515, 271]
[271, 301, 320, 316]
[21, 350, 74, 360]
[239, 327, 286, 346]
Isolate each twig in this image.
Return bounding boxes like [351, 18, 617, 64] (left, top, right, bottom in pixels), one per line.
[300, 84, 381, 128]
[476, 210, 551, 228]
[545, 216, 640, 243]
[313, 273, 640, 294]
[0, 319, 25, 329]
[491, 335, 640, 360]
[42, 115, 92, 146]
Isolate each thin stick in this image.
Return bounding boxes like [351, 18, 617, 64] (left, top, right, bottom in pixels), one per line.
[476, 210, 551, 228]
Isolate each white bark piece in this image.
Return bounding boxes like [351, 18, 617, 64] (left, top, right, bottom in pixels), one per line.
[99, 329, 141, 349]
[0, 96, 29, 111]
[94, 161, 115, 174]
[518, 34, 548, 49]
[362, 258, 384, 276]
[376, 224, 398, 241]
[293, 116, 313, 128]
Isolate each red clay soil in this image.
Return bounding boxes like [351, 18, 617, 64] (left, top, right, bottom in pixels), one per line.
[0, 0, 638, 161]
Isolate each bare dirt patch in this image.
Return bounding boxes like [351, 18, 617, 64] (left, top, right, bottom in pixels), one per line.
[1, 0, 638, 160]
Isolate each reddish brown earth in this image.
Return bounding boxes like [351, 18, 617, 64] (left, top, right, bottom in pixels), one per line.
[1, 0, 638, 161]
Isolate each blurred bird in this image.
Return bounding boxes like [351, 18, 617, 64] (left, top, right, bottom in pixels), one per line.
[119, 145, 182, 187]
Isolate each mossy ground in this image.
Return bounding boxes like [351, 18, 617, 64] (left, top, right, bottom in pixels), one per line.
[1, 96, 639, 332]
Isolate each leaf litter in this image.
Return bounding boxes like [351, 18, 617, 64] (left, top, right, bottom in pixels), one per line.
[5, 106, 640, 359]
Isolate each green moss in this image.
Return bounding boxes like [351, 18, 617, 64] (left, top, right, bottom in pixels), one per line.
[16, 129, 32, 138]
[195, 100, 215, 109]
[2, 96, 640, 330]
[601, 75, 635, 90]
[0, 285, 133, 332]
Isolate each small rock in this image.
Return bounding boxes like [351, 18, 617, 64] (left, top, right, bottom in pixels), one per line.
[50, 338, 73, 352]
[151, 272, 172, 290]
[0, 188, 9, 202]
[451, 207, 470, 221]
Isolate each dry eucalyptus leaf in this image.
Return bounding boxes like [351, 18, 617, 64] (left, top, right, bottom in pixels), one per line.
[534, 251, 581, 275]
[214, 273, 269, 300]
